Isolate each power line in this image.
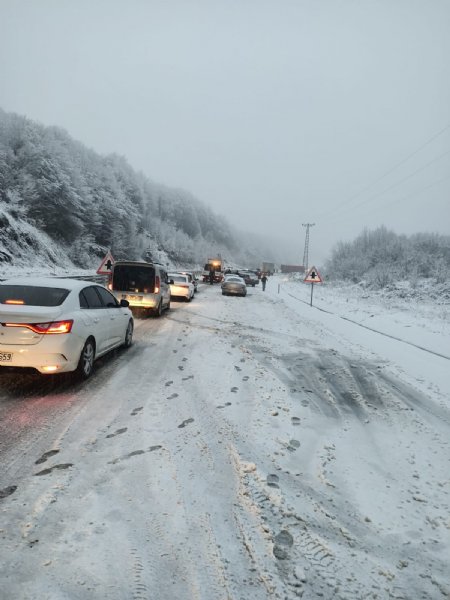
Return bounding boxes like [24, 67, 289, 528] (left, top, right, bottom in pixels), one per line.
[321, 147, 450, 224]
[323, 170, 450, 228]
[338, 172, 450, 223]
[316, 122, 450, 221]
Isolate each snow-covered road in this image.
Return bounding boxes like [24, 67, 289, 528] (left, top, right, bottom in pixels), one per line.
[1, 278, 449, 599]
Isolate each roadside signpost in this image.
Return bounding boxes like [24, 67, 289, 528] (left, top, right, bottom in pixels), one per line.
[304, 265, 323, 306]
[96, 251, 115, 275]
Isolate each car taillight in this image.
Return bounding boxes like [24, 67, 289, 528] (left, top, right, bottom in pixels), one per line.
[4, 320, 74, 334]
[154, 275, 160, 294]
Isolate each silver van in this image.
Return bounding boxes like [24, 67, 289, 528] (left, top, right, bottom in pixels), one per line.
[110, 261, 171, 317]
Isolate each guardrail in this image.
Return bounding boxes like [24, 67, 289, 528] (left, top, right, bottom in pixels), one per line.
[52, 274, 108, 283]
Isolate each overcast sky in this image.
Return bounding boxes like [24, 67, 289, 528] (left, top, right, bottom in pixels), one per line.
[1, 0, 449, 264]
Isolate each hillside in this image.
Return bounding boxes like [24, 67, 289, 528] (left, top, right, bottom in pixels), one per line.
[0, 108, 277, 275]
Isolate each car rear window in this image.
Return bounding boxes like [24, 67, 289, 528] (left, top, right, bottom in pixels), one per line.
[170, 275, 187, 283]
[0, 285, 70, 307]
[112, 265, 156, 293]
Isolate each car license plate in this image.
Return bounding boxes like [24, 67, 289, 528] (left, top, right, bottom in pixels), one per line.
[0, 352, 13, 362]
[127, 295, 143, 301]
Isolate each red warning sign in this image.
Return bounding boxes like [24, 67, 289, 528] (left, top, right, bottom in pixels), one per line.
[304, 266, 322, 283]
[96, 251, 115, 275]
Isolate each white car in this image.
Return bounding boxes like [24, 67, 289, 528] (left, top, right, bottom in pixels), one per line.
[0, 277, 134, 378]
[176, 271, 199, 293]
[167, 273, 195, 302]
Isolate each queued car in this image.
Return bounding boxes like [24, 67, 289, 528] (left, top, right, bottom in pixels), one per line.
[176, 271, 199, 293]
[110, 260, 171, 317]
[168, 273, 195, 302]
[0, 278, 133, 378]
[221, 275, 247, 297]
[224, 269, 259, 287]
[237, 271, 259, 287]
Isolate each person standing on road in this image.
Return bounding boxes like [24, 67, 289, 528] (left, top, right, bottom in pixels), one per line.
[261, 274, 267, 291]
[209, 268, 215, 285]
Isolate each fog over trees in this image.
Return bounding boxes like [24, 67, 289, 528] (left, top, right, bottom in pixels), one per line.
[0, 108, 276, 270]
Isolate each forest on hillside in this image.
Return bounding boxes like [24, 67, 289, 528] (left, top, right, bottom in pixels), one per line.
[0, 108, 273, 270]
[326, 226, 450, 287]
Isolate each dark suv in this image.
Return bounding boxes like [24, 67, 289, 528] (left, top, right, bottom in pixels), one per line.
[237, 271, 259, 287]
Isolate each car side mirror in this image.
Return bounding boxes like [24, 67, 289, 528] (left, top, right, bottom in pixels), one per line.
[120, 299, 129, 307]
[169, 279, 174, 285]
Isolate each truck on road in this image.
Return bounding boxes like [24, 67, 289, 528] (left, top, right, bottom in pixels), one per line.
[261, 262, 275, 275]
[280, 264, 305, 274]
[202, 257, 224, 283]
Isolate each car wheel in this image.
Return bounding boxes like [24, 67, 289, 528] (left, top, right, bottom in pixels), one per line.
[154, 300, 163, 317]
[185, 295, 191, 302]
[76, 338, 95, 379]
[166, 298, 171, 311]
[123, 320, 133, 348]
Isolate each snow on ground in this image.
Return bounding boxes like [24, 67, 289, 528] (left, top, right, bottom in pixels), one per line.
[275, 275, 450, 394]
[0, 275, 449, 599]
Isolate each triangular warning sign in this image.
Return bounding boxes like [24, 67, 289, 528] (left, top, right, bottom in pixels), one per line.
[304, 266, 322, 283]
[97, 251, 115, 275]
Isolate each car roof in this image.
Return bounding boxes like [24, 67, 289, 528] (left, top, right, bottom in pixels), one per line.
[114, 261, 159, 268]
[1, 277, 105, 291]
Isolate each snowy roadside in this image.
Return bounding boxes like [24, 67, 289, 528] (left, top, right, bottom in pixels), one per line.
[274, 275, 450, 351]
[271, 275, 450, 387]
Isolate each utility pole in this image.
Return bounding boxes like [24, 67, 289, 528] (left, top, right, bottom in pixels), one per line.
[302, 223, 315, 272]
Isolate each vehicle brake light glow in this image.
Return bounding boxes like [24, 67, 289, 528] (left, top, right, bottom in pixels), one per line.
[154, 275, 160, 294]
[3, 320, 74, 334]
[4, 299, 25, 305]
[41, 365, 60, 372]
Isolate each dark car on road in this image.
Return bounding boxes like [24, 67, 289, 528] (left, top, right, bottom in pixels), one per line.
[237, 271, 259, 287]
[221, 275, 247, 297]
